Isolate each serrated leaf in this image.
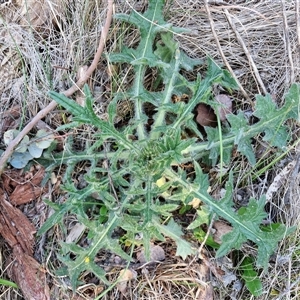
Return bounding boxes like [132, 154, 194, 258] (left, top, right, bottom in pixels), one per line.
[219, 69, 240, 91]
[187, 208, 210, 230]
[58, 213, 132, 290]
[151, 203, 179, 216]
[226, 113, 256, 164]
[154, 32, 178, 63]
[42, 0, 299, 291]
[38, 204, 69, 236]
[155, 218, 195, 259]
[216, 229, 247, 258]
[165, 168, 289, 269]
[183, 83, 300, 165]
[49, 87, 135, 151]
[253, 88, 300, 148]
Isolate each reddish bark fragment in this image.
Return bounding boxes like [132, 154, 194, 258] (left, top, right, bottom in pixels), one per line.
[2, 167, 46, 205]
[9, 245, 50, 300]
[0, 191, 36, 254]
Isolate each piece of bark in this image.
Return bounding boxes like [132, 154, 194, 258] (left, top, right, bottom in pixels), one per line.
[8, 244, 50, 300]
[0, 192, 36, 255]
[0, 190, 50, 299]
[2, 167, 46, 205]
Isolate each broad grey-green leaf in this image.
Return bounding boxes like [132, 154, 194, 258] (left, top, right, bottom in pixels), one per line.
[4, 129, 19, 145]
[187, 208, 210, 230]
[28, 142, 43, 158]
[35, 129, 54, 149]
[9, 151, 33, 169]
[16, 135, 29, 153]
[4, 130, 29, 153]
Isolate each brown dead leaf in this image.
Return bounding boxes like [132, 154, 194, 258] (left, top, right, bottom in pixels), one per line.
[196, 253, 214, 300]
[2, 166, 46, 205]
[137, 244, 165, 264]
[215, 94, 232, 121]
[195, 95, 232, 127]
[0, 105, 21, 135]
[66, 223, 86, 243]
[18, 0, 59, 35]
[8, 244, 50, 300]
[0, 191, 36, 255]
[212, 220, 233, 244]
[116, 268, 137, 295]
[196, 103, 217, 127]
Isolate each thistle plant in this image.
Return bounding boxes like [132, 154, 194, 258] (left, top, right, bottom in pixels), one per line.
[39, 0, 299, 289]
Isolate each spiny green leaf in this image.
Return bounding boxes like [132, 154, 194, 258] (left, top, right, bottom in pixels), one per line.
[37, 207, 68, 236]
[155, 218, 195, 259]
[164, 168, 288, 269]
[184, 83, 300, 165]
[187, 207, 210, 230]
[254, 93, 291, 148]
[226, 112, 256, 164]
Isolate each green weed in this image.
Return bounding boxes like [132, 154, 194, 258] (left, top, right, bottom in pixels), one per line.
[39, 0, 298, 292]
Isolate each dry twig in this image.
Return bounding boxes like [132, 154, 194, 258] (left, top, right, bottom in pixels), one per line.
[281, 0, 295, 84]
[224, 9, 267, 95]
[203, 0, 252, 105]
[297, 1, 300, 47]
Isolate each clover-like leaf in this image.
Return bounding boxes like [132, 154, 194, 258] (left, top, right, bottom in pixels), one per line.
[34, 130, 54, 149]
[15, 135, 30, 153]
[9, 152, 33, 169]
[3, 129, 18, 145]
[28, 142, 43, 158]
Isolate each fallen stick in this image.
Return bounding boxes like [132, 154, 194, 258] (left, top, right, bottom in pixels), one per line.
[0, 0, 114, 174]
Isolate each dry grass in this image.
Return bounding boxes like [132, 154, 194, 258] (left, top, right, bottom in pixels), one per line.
[0, 0, 299, 299]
